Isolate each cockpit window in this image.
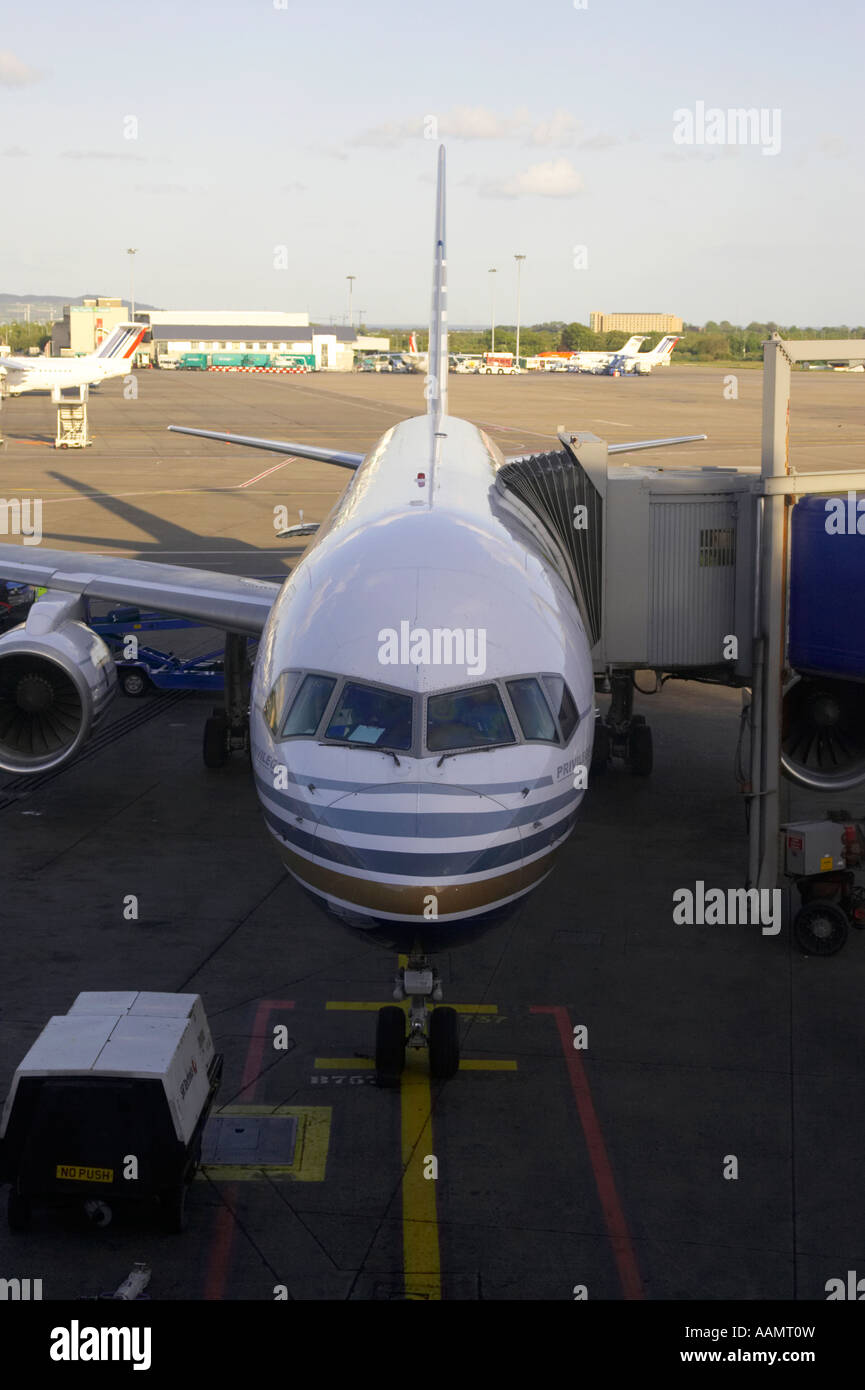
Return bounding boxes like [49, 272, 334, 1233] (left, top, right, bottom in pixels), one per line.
[324, 682, 413, 750]
[426, 684, 515, 752]
[506, 678, 558, 743]
[281, 673, 336, 738]
[264, 671, 301, 736]
[543, 675, 579, 742]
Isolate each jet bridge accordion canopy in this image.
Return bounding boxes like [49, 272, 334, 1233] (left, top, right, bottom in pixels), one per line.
[496, 448, 604, 648]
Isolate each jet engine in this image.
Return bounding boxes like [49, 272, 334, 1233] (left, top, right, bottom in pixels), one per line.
[0, 596, 117, 774]
[781, 673, 865, 792]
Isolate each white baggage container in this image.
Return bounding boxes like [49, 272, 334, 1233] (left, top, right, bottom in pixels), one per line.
[1, 992, 222, 1233]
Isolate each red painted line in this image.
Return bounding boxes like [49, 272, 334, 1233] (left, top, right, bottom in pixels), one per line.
[237, 457, 297, 489]
[203, 999, 295, 1300]
[531, 1005, 644, 1300]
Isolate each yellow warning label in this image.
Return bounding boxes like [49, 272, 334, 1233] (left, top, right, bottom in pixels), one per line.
[56, 1164, 113, 1183]
[820, 854, 834, 872]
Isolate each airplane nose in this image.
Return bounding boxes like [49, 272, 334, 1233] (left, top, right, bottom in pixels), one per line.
[260, 779, 570, 922]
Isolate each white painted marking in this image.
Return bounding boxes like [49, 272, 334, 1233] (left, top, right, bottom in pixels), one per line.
[237, 457, 298, 489]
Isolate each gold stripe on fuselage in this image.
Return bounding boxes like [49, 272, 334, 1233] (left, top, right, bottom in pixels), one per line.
[273, 840, 556, 916]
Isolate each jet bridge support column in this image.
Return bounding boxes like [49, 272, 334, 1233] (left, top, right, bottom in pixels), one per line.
[752, 336, 792, 892]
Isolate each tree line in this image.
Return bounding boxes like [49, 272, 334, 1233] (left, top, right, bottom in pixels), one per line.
[0, 321, 53, 352]
[384, 321, 865, 361]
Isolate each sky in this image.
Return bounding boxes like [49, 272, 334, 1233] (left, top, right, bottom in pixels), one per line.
[1, 0, 862, 327]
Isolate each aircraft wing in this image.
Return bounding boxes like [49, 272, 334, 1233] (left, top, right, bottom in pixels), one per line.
[0, 546, 280, 635]
[504, 433, 707, 466]
[168, 426, 363, 471]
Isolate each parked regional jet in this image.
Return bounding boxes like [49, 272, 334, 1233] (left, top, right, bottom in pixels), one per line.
[568, 335, 647, 373]
[0, 323, 146, 396]
[0, 151, 704, 1081]
[607, 335, 680, 375]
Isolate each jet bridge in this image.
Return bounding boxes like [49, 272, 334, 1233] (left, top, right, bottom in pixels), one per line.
[496, 345, 865, 904]
[496, 430, 763, 776]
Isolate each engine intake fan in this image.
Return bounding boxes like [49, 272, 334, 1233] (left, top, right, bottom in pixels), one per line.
[0, 613, 116, 774]
[782, 674, 865, 791]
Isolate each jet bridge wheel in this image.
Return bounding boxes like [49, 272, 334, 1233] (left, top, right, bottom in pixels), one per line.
[203, 712, 229, 768]
[7, 1188, 31, 1233]
[429, 1006, 460, 1080]
[793, 901, 848, 957]
[628, 717, 653, 776]
[375, 1006, 407, 1088]
[591, 720, 610, 775]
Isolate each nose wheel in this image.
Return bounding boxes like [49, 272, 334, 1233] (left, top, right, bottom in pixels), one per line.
[375, 953, 460, 1085]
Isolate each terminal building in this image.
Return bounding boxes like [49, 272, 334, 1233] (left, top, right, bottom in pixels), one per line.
[51, 298, 130, 356]
[52, 304, 389, 370]
[137, 311, 388, 371]
[590, 311, 683, 335]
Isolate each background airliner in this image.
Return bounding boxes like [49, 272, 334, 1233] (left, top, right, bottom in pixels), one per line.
[0, 323, 146, 396]
[568, 335, 647, 372]
[0, 150, 703, 1079]
[607, 334, 681, 374]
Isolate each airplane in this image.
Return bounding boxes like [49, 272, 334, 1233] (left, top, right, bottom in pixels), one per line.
[0, 149, 705, 1083]
[606, 334, 681, 375]
[0, 323, 147, 397]
[566, 335, 647, 373]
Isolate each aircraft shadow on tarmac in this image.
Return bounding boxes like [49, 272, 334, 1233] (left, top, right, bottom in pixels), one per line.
[40, 469, 306, 573]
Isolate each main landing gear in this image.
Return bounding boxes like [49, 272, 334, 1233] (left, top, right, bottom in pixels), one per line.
[203, 632, 251, 768]
[375, 952, 460, 1086]
[592, 670, 653, 777]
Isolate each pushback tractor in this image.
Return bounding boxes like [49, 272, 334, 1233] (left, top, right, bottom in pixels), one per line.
[0, 991, 222, 1233]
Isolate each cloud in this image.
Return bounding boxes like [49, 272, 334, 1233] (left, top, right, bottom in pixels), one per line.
[2, 145, 29, 157]
[281, 181, 308, 193]
[60, 150, 147, 162]
[478, 158, 584, 199]
[577, 132, 624, 151]
[351, 106, 590, 149]
[814, 133, 847, 157]
[529, 110, 581, 146]
[0, 50, 41, 86]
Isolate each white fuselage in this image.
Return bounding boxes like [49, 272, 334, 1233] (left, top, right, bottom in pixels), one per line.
[249, 413, 594, 927]
[1, 355, 133, 397]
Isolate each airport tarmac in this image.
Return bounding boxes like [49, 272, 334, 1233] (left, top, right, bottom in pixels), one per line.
[0, 364, 863, 1300]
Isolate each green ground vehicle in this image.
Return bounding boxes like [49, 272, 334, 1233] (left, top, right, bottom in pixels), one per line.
[179, 352, 209, 370]
[243, 353, 271, 367]
[274, 353, 315, 369]
[210, 353, 245, 367]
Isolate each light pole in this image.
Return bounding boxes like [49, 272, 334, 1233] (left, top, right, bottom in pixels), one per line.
[489, 268, 497, 353]
[514, 254, 526, 366]
[346, 275, 356, 329]
[126, 248, 138, 323]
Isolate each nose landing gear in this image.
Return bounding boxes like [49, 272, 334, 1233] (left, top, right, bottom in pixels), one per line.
[374, 953, 460, 1086]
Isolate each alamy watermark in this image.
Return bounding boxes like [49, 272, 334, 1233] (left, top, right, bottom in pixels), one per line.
[825, 492, 865, 535]
[378, 622, 487, 676]
[673, 881, 781, 935]
[673, 101, 781, 157]
[0, 497, 42, 545]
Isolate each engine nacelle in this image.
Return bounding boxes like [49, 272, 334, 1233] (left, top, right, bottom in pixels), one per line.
[0, 603, 117, 774]
[782, 673, 865, 792]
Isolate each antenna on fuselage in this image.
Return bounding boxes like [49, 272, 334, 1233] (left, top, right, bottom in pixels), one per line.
[427, 145, 448, 421]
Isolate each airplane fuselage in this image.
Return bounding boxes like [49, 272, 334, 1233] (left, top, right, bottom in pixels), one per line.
[0, 357, 130, 396]
[249, 413, 594, 928]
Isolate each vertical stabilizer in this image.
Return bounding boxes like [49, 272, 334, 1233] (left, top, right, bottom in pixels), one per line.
[427, 146, 448, 418]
